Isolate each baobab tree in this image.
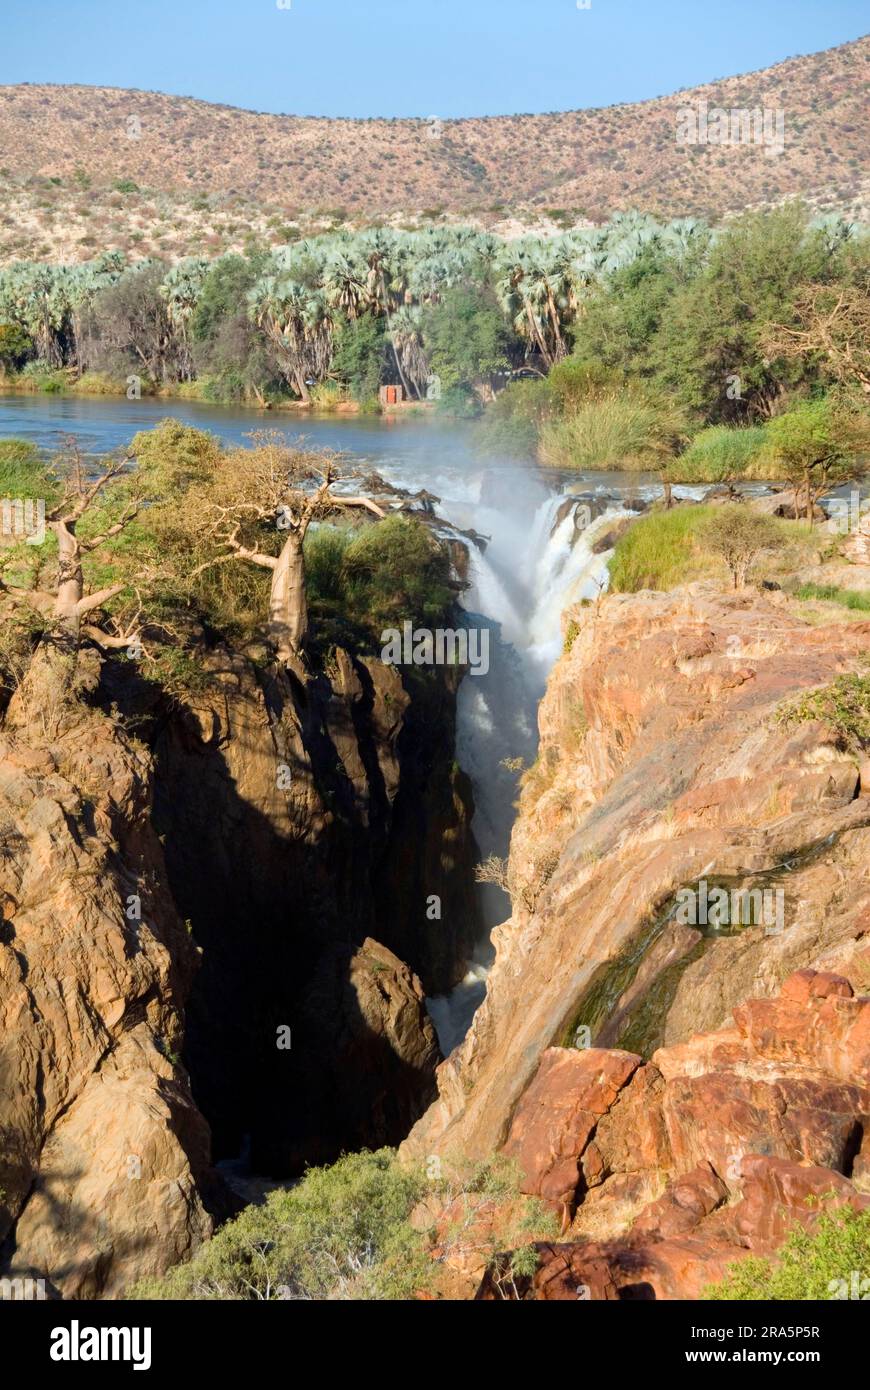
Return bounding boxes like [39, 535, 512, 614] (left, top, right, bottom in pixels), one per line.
[1, 440, 146, 726]
[187, 433, 384, 672]
[1, 441, 142, 640]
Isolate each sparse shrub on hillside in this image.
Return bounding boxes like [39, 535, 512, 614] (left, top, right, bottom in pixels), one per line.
[130, 1148, 555, 1301]
[760, 397, 869, 524]
[775, 670, 870, 751]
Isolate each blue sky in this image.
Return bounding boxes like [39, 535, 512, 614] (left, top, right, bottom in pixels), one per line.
[0, 0, 866, 118]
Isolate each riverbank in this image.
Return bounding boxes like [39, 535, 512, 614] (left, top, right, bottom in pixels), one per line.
[0, 372, 439, 418]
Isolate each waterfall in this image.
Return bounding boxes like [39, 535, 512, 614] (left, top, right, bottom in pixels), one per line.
[414, 465, 627, 1054]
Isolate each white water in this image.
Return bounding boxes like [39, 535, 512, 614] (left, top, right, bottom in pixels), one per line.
[375, 457, 627, 1054]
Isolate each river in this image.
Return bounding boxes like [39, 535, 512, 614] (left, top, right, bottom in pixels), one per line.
[0, 393, 668, 1052]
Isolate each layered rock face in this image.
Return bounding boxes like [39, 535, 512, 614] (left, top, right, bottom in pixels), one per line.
[0, 652, 216, 1298]
[404, 583, 870, 1198]
[478, 967, 869, 1299]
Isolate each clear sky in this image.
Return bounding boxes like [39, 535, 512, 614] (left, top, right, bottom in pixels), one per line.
[0, 0, 866, 118]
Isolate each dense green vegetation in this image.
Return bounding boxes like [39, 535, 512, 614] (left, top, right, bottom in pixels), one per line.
[704, 1206, 870, 1301]
[477, 205, 869, 482]
[2, 207, 865, 441]
[130, 1148, 553, 1301]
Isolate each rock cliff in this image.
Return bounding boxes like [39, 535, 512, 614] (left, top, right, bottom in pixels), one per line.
[404, 582, 870, 1293]
[0, 649, 215, 1298]
[478, 967, 869, 1298]
[0, 630, 474, 1294]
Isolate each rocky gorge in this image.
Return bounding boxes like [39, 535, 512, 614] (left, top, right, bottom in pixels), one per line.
[1, 444, 869, 1301]
[0, 618, 476, 1296]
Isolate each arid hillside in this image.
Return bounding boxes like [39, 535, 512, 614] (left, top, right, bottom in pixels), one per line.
[0, 36, 866, 251]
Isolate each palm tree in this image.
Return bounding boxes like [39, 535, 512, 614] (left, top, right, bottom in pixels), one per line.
[161, 258, 209, 380]
[65, 252, 125, 372]
[387, 305, 429, 399]
[0, 263, 69, 367]
[248, 276, 332, 402]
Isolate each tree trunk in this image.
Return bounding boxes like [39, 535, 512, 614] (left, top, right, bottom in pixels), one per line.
[53, 521, 84, 634]
[293, 367, 311, 404]
[269, 531, 307, 664]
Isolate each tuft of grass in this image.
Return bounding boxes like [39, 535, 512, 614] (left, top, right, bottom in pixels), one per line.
[608, 504, 717, 592]
[664, 424, 770, 485]
[790, 582, 870, 613]
[539, 389, 688, 472]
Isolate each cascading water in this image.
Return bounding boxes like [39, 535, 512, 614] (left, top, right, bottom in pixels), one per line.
[377, 454, 628, 1054]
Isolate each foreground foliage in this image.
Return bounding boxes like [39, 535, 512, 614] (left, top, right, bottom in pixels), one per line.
[704, 1206, 870, 1301]
[131, 1148, 554, 1301]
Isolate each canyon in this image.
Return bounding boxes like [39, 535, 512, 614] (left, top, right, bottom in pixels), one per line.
[1, 403, 868, 1299]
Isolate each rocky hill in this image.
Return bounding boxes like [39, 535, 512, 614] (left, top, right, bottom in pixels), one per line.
[0, 36, 866, 264]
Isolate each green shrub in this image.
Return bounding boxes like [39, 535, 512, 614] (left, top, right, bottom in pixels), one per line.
[436, 383, 480, 417]
[309, 381, 349, 409]
[131, 1149, 429, 1301]
[130, 1148, 554, 1301]
[775, 669, 870, 751]
[304, 525, 350, 604]
[699, 505, 786, 588]
[131, 419, 222, 495]
[18, 360, 66, 393]
[704, 1206, 870, 1301]
[75, 371, 134, 396]
[341, 515, 455, 635]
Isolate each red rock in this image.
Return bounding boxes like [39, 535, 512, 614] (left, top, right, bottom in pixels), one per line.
[781, 969, 854, 1003]
[730, 1155, 870, 1251]
[633, 1163, 728, 1239]
[502, 1047, 641, 1210]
